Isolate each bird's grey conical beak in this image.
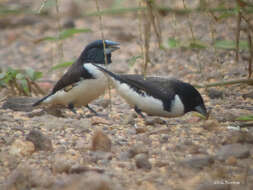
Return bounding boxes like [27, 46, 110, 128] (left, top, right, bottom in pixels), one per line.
[195, 105, 208, 118]
[104, 40, 120, 54]
[105, 40, 120, 46]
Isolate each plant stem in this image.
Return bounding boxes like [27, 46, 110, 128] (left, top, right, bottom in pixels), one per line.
[194, 78, 253, 88]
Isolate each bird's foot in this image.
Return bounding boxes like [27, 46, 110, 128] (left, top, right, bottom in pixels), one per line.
[134, 106, 146, 119]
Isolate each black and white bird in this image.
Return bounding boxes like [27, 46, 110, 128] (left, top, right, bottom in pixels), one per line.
[92, 64, 208, 118]
[33, 40, 120, 114]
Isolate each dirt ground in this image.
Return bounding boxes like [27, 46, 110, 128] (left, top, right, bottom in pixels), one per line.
[1, 1, 253, 190]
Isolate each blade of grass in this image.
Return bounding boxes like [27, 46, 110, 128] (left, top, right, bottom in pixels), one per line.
[34, 28, 92, 43]
[214, 40, 248, 50]
[236, 115, 253, 121]
[51, 61, 74, 70]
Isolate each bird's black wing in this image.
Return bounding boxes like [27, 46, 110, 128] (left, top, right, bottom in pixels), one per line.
[119, 74, 176, 101]
[52, 60, 95, 94]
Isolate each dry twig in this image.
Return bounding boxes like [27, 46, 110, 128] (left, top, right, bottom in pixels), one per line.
[95, 0, 112, 112]
[195, 78, 253, 88]
[235, 10, 242, 63]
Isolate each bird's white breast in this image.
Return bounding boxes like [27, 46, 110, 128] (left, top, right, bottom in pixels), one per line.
[112, 80, 185, 117]
[43, 63, 107, 106]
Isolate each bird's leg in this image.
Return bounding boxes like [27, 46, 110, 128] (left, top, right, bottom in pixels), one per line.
[85, 104, 109, 118]
[134, 105, 146, 118]
[86, 105, 98, 115]
[68, 103, 76, 114]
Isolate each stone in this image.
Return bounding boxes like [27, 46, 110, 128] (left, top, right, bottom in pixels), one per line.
[2, 96, 37, 112]
[9, 139, 35, 156]
[90, 151, 113, 164]
[242, 91, 253, 99]
[91, 130, 111, 152]
[215, 143, 250, 160]
[127, 143, 148, 158]
[182, 155, 214, 169]
[3, 166, 31, 190]
[225, 156, 237, 165]
[135, 127, 147, 134]
[118, 151, 131, 161]
[3, 165, 54, 190]
[63, 19, 75, 28]
[26, 129, 53, 151]
[206, 88, 223, 99]
[160, 134, 169, 143]
[201, 120, 219, 131]
[69, 165, 104, 174]
[135, 153, 152, 170]
[145, 117, 166, 125]
[197, 183, 230, 190]
[52, 154, 77, 174]
[54, 172, 122, 190]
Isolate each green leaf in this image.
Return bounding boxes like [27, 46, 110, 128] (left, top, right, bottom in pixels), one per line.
[127, 55, 142, 66]
[0, 80, 5, 87]
[36, 28, 92, 43]
[214, 40, 249, 50]
[16, 73, 25, 80]
[58, 28, 92, 40]
[193, 112, 208, 120]
[33, 71, 43, 81]
[0, 73, 6, 80]
[168, 39, 207, 49]
[5, 68, 18, 82]
[20, 79, 29, 94]
[86, 7, 145, 16]
[189, 41, 207, 49]
[51, 61, 74, 70]
[24, 68, 42, 81]
[235, 115, 253, 121]
[7, 67, 18, 76]
[25, 68, 35, 80]
[168, 38, 180, 48]
[216, 12, 236, 20]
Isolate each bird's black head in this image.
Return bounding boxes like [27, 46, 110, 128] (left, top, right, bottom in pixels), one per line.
[176, 81, 208, 118]
[80, 40, 120, 64]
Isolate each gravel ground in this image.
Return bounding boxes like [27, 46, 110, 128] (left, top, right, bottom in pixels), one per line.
[1, 1, 253, 190]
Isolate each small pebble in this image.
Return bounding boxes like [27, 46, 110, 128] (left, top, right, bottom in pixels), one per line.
[182, 155, 214, 169]
[128, 143, 148, 158]
[9, 139, 35, 156]
[160, 134, 169, 143]
[206, 88, 223, 99]
[225, 156, 237, 166]
[135, 153, 152, 170]
[26, 129, 53, 151]
[91, 130, 111, 152]
[215, 143, 250, 160]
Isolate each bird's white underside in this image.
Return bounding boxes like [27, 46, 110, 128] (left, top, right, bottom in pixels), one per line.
[43, 63, 107, 106]
[113, 80, 185, 117]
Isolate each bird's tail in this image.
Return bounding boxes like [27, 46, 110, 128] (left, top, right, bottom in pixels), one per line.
[32, 94, 51, 107]
[92, 63, 122, 82]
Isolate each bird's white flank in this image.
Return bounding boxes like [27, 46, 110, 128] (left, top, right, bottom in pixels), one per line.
[42, 63, 107, 106]
[113, 79, 185, 117]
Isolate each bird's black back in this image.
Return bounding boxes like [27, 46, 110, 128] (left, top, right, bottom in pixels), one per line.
[118, 75, 204, 113]
[52, 58, 95, 94]
[51, 40, 113, 94]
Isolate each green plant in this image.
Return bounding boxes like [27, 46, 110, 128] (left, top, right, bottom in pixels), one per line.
[51, 61, 74, 70]
[236, 115, 253, 121]
[34, 28, 92, 43]
[0, 67, 44, 96]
